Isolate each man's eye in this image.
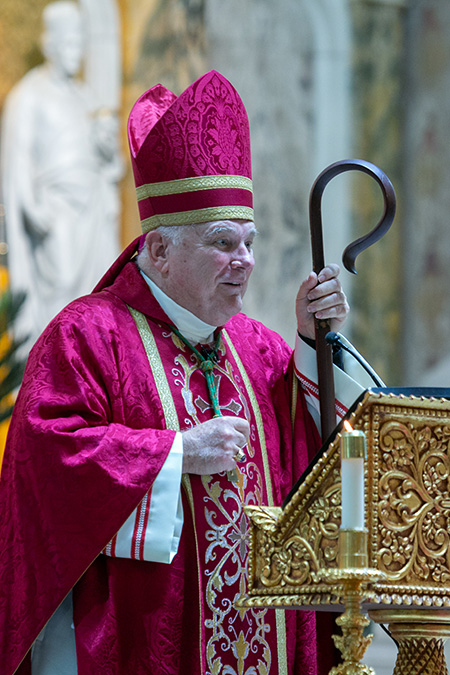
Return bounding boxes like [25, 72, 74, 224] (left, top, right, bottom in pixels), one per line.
[245, 241, 253, 250]
[216, 239, 229, 247]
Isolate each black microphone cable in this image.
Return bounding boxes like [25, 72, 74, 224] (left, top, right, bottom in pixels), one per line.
[325, 331, 386, 388]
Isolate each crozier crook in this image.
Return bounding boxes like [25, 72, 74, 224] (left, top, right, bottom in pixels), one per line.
[308, 159, 396, 442]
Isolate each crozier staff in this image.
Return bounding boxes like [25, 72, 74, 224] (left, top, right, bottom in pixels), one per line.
[0, 70, 364, 675]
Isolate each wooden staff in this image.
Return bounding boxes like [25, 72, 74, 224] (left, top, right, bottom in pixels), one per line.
[309, 159, 396, 442]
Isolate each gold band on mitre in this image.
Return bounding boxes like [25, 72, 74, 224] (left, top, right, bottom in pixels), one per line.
[136, 174, 254, 232]
[136, 174, 253, 200]
[140, 206, 254, 232]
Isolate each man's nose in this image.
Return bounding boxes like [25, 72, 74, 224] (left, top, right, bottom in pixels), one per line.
[231, 244, 254, 269]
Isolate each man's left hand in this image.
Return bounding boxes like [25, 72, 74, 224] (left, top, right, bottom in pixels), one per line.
[296, 264, 349, 340]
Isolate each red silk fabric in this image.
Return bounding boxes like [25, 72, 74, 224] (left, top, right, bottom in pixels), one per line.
[128, 71, 253, 227]
[0, 250, 320, 674]
[128, 84, 178, 157]
[129, 71, 252, 185]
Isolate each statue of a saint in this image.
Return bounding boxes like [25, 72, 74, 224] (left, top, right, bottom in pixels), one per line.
[1, 1, 123, 354]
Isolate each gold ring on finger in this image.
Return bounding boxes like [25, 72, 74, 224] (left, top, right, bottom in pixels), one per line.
[234, 449, 247, 464]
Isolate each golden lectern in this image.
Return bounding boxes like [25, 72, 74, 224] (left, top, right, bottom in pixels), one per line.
[237, 388, 450, 674]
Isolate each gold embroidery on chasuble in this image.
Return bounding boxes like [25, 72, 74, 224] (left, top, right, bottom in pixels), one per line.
[129, 308, 288, 674]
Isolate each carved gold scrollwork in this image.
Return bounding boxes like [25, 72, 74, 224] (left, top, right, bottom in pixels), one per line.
[244, 395, 450, 609]
[258, 475, 341, 588]
[378, 420, 450, 584]
[245, 505, 281, 532]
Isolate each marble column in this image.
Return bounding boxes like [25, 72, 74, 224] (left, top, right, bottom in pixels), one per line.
[402, 1, 450, 386]
[348, 0, 406, 385]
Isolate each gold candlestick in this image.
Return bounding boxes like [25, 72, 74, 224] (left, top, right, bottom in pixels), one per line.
[320, 567, 385, 675]
[318, 422, 386, 674]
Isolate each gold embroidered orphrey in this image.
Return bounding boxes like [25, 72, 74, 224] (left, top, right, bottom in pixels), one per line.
[128, 308, 290, 674]
[237, 389, 450, 675]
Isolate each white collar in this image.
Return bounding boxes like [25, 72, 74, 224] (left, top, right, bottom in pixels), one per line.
[140, 271, 217, 345]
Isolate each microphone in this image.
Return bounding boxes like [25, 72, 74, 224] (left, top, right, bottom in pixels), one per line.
[325, 331, 386, 388]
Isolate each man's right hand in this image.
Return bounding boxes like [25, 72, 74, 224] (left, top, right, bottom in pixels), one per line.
[181, 417, 250, 475]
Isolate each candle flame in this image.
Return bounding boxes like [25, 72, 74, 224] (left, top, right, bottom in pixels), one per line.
[343, 420, 353, 432]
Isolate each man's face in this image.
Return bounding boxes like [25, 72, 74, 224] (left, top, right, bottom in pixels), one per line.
[160, 220, 256, 326]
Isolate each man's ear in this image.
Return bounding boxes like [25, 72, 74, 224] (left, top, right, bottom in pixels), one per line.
[145, 230, 170, 274]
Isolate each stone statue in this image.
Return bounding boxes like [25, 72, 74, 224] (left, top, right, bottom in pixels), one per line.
[1, 0, 123, 354]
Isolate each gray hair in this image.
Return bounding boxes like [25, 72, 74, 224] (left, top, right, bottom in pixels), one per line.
[136, 224, 193, 273]
[155, 225, 193, 245]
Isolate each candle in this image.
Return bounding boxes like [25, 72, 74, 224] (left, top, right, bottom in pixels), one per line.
[340, 420, 366, 530]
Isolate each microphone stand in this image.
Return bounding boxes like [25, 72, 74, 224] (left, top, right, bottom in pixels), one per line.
[325, 331, 386, 388]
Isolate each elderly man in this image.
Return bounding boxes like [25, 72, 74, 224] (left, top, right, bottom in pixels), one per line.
[0, 71, 363, 674]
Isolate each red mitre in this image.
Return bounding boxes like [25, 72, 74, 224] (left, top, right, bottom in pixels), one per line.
[127, 70, 253, 232]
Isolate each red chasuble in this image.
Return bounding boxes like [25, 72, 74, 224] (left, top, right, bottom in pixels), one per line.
[0, 239, 320, 674]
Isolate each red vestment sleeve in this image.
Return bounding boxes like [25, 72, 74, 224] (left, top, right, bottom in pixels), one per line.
[0, 295, 176, 674]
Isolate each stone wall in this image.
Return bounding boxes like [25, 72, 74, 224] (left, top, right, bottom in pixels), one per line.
[402, 1, 450, 386]
[349, 0, 406, 384]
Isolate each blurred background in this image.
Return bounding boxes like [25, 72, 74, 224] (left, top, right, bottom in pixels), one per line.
[0, 0, 449, 388]
[1, 2, 449, 670]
